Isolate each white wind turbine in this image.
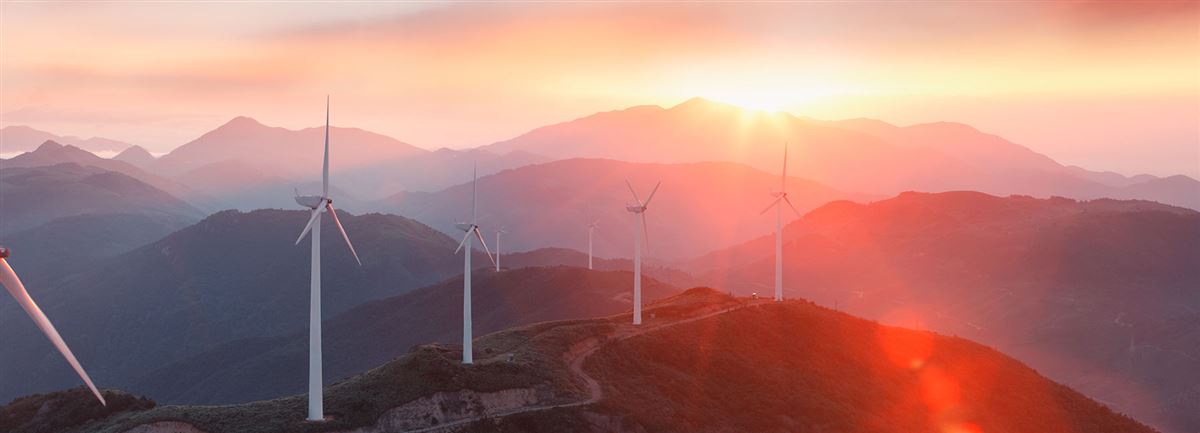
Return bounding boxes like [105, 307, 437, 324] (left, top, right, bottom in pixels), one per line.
[292, 97, 362, 422]
[453, 165, 496, 364]
[759, 143, 802, 302]
[0, 247, 105, 405]
[494, 228, 508, 272]
[624, 180, 660, 325]
[586, 220, 598, 270]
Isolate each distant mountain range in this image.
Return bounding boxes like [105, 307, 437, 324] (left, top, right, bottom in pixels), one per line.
[134, 266, 679, 404]
[690, 191, 1200, 432]
[7, 289, 1154, 433]
[0, 161, 201, 235]
[0, 125, 132, 154]
[482, 98, 1200, 209]
[8, 97, 1197, 212]
[383, 158, 871, 259]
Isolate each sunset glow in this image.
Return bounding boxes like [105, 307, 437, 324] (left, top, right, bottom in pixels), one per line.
[1, 2, 1196, 176]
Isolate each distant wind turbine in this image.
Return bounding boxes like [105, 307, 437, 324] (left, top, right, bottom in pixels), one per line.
[495, 228, 508, 272]
[759, 142, 802, 302]
[0, 247, 106, 405]
[587, 220, 599, 270]
[453, 164, 497, 364]
[624, 180, 660, 325]
[292, 96, 362, 422]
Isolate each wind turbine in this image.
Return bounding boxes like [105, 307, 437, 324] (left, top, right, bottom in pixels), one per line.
[292, 97, 362, 422]
[587, 220, 598, 270]
[624, 180, 660, 325]
[759, 143, 802, 302]
[494, 228, 508, 272]
[0, 247, 105, 405]
[453, 164, 496, 364]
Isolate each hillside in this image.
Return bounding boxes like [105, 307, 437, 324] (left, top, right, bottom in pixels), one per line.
[690, 191, 1200, 432]
[0, 209, 471, 403]
[383, 158, 869, 259]
[2, 140, 205, 207]
[134, 266, 678, 404]
[0, 163, 202, 234]
[482, 98, 1199, 209]
[14, 289, 1153, 433]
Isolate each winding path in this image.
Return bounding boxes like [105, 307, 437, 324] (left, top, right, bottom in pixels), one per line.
[401, 300, 766, 433]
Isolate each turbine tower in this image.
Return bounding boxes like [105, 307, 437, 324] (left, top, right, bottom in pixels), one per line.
[453, 164, 496, 364]
[292, 97, 362, 422]
[759, 143, 802, 302]
[494, 228, 508, 272]
[0, 247, 105, 405]
[624, 180, 660, 325]
[587, 220, 598, 270]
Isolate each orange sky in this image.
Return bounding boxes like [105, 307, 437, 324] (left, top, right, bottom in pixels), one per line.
[1, 2, 1197, 177]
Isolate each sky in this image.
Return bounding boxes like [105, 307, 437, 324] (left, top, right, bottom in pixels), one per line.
[1, 2, 1197, 177]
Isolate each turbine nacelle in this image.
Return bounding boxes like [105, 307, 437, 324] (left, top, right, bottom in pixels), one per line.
[295, 195, 329, 210]
[625, 204, 647, 214]
[456, 222, 478, 232]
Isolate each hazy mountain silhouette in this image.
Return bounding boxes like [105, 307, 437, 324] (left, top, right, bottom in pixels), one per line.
[0, 163, 201, 235]
[691, 191, 1200, 432]
[112, 145, 157, 168]
[0, 209, 471, 403]
[482, 98, 1199, 209]
[2, 140, 203, 207]
[147, 117, 547, 209]
[381, 158, 871, 259]
[134, 266, 678, 404]
[0, 125, 132, 154]
[152, 116, 427, 176]
[21, 289, 1153, 433]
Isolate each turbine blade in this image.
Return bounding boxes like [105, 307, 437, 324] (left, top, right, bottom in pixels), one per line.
[323, 95, 330, 198]
[327, 204, 362, 266]
[294, 207, 322, 245]
[781, 142, 788, 193]
[474, 228, 497, 268]
[640, 213, 651, 255]
[454, 231, 472, 254]
[471, 162, 478, 224]
[783, 196, 803, 219]
[624, 179, 642, 204]
[643, 181, 662, 207]
[759, 196, 784, 215]
[0, 259, 106, 405]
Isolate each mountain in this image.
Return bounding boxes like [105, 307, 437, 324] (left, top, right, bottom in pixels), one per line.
[382, 158, 871, 259]
[112, 145, 156, 169]
[134, 266, 679, 404]
[0, 163, 202, 235]
[2, 213, 194, 285]
[150, 117, 547, 210]
[0, 209, 472, 403]
[152, 116, 428, 176]
[0, 125, 132, 154]
[2, 140, 203, 206]
[690, 191, 1200, 432]
[26, 289, 1152, 433]
[483, 98, 1199, 209]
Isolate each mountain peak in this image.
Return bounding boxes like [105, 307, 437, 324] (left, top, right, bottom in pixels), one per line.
[34, 139, 65, 152]
[220, 116, 264, 129]
[114, 145, 157, 166]
[670, 96, 730, 111]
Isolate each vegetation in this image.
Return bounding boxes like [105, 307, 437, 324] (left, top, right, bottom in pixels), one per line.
[5, 287, 1156, 433]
